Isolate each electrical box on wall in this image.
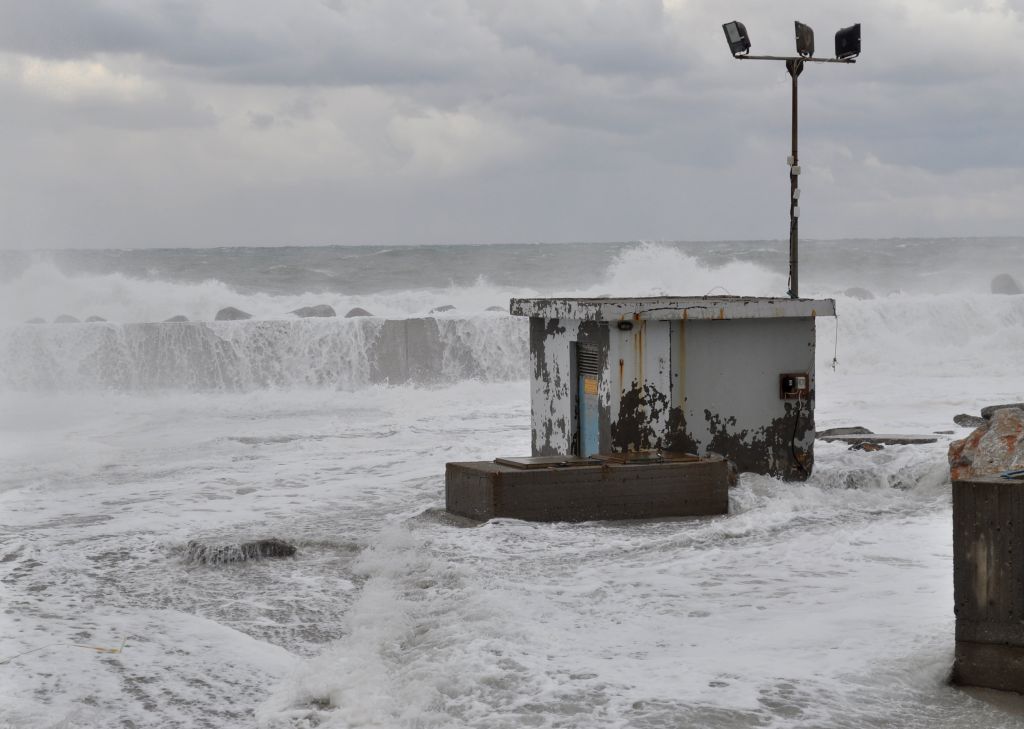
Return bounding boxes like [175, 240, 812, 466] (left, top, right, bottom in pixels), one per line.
[779, 372, 810, 400]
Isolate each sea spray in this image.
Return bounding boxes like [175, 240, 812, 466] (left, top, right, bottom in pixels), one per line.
[5, 293, 1023, 391]
[4, 239, 1024, 727]
[582, 241, 786, 298]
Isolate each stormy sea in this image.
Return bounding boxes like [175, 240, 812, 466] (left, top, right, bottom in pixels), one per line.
[1, 238, 1023, 728]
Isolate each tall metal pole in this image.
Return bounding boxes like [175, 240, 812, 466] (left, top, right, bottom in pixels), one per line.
[732, 36, 856, 299]
[786, 59, 802, 299]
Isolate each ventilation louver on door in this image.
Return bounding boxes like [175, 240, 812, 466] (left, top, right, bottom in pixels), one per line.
[577, 343, 599, 376]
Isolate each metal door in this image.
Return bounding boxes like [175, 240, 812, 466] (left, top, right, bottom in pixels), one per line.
[577, 343, 600, 457]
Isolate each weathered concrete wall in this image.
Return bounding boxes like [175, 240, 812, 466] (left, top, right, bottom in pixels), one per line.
[370, 318, 447, 383]
[607, 319, 673, 452]
[1, 317, 528, 390]
[528, 317, 574, 455]
[527, 314, 818, 479]
[528, 318, 615, 456]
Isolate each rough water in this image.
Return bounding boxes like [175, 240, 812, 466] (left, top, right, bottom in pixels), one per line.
[1, 239, 1023, 728]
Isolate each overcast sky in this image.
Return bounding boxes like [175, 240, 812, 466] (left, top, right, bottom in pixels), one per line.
[0, 0, 1021, 249]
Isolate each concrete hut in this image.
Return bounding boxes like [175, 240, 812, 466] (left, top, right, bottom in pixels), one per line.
[511, 295, 836, 480]
[445, 295, 835, 523]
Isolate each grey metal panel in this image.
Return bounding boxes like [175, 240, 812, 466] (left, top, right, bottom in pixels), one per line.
[671, 317, 817, 479]
[510, 296, 835, 321]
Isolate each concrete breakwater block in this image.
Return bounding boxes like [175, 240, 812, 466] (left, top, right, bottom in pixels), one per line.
[183, 538, 297, 565]
[291, 304, 336, 318]
[445, 455, 728, 522]
[215, 306, 252, 321]
[952, 476, 1024, 692]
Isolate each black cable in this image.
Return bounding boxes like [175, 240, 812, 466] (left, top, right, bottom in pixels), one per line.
[831, 314, 840, 371]
[790, 396, 808, 477]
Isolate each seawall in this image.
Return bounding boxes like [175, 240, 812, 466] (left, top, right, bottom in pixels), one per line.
[0, 317, 529, 391]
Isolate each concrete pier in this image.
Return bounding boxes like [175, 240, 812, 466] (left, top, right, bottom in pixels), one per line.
[952, 475, 1024, 692]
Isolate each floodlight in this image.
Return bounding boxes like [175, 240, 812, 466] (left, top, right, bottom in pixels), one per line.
[835, 23, 861, 60]
[721, 18, 859, 299]
[794, 21, 814, 58]
[722, 21, 751, 56]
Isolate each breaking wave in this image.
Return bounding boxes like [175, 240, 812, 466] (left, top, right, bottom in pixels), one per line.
[820, 292, 1024, 378]
[2, 242, 1022, 391]
[0, 261, 529, 325]
[578, 241, 787, 298]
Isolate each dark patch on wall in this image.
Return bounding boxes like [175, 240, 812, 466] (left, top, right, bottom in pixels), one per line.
[662, 402, 814, 480]
[664, 406, 699, 454]
[543, 318, 567, 339]
[536, 418, 556, 456]
[611, 381, 671, 452]
[529, 317, 550, 383]
[702, 401, 814, 481]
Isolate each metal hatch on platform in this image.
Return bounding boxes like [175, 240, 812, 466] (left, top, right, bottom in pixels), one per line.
[590, 450, 702, 464]
[493, 451, 707, 469]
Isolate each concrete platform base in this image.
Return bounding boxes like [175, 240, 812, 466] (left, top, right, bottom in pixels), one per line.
[953, 641, 1024, 694]
[445, 455, 729, 522]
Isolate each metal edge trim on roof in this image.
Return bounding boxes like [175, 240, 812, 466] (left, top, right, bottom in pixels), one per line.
[509, 296, 836, 320]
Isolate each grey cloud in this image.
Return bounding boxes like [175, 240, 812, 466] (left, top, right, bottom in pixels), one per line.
[248, 111, 275, 130]
[0, 1, 497, 85]
[0, 0, 695, 87]
[476, 0, 693, 78]
[0, 1, 277, 67]
[0, 0, 1023, 249]
[0, 79, 216, 132]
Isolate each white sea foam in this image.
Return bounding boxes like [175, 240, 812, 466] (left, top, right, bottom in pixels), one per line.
[5, 380, 1002, 729]
[2, 242, 1023, 728]
[0, 317, 530, 391]
[0, 261, 533, 325]
[2, 291, 1021, 393]
[3, 243, 1023, 392]
[820, 292, 1024, 377]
